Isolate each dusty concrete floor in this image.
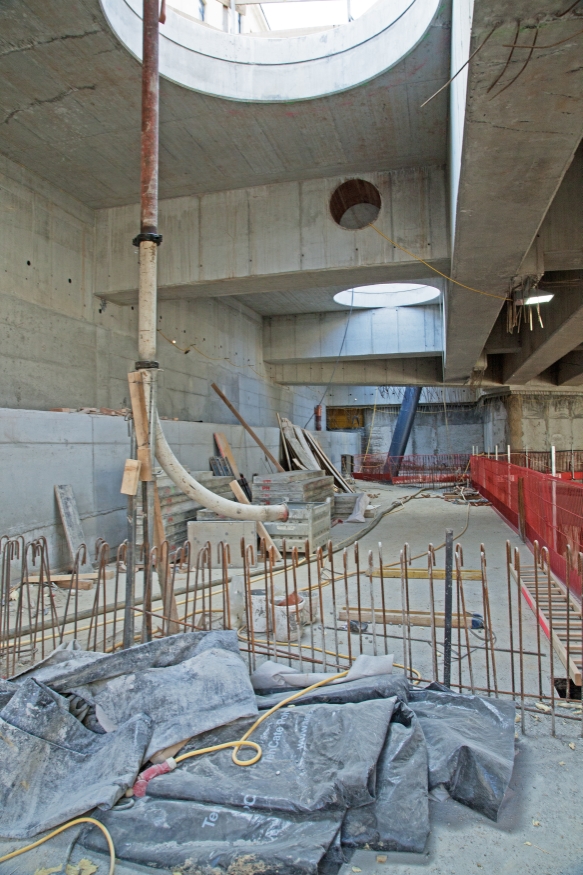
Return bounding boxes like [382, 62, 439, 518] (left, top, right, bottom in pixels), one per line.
[336, 483, 583, 875]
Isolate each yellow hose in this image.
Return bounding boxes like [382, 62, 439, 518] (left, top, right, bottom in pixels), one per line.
[175, 670, 349, 767]
[0, 817, 115, 875]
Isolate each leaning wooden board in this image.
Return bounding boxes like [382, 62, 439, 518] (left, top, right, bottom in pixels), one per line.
[54, 485, 94, 573]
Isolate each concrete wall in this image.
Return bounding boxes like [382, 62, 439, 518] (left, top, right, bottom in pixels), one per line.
[0, 153, 319, 425]
[362, 405, 483, 456]
[495, 393, 583, 451]
[0, 408, 359, 570]
[263, 306, 442, 364]
[96, 166, 449, 303]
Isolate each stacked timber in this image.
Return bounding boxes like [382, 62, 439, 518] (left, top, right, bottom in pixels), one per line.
[252, 470, 334, 505]
[139, 470, 234, 547]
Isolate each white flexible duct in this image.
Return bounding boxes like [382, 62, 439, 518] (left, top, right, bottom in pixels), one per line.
[155, 413, 289, 523]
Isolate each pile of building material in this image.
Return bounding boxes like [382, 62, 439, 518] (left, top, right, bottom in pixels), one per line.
[252, 470, 334, 504]
[262, 500, 332, 554]
[139, 470, 235, 547]
[332, 493, 379, 520]
[0, 631, 517, 874]
[279, 417, 354, 493]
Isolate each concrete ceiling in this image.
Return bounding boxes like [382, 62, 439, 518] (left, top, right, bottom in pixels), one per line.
[445, 0, 583, 383]
[0, 0, 451, 210]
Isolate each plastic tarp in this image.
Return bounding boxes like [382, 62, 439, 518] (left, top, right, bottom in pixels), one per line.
[0, 679, 151, 839]
[342, 700, 429, 852]
[251, 654, 394, 692]
[256, 673, 410, 710]
[409, 685, 516, 820]
[13, 631, 259, 760]
[82, 797, 344, 875]
[147, 698, 396, 815]
[0, 678, 16, 709]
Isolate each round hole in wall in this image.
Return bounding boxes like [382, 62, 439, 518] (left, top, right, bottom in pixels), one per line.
[26, 260, 31, 266]
[68, 278, 72, 283]
[330, 179, 381, 230]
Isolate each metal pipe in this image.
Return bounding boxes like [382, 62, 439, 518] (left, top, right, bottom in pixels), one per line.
[155, 413, 287, 521]
[443, 528, 453, 687]
[135, 1, 288, 524]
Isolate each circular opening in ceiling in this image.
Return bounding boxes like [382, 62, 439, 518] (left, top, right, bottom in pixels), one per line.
[330, 179, 381, 230]
[334, 283, 441, 308]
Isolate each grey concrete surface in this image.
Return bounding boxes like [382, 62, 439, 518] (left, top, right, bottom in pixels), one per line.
[0, 153, 322, 420]
[0, 0, 450, 209]
[333, 484, 583, 875]
[267, 357, 443, 386]
[97, 167, 449, 305]
[263, 307, 442, 365]
[446, 1, 583, 382]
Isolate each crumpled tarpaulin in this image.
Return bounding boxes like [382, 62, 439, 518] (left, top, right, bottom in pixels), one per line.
[256, 673, 409, 710]
[82, 797, 344, 875]
[0, 678, 16, 709]
[342, 700, 429, 853]
[146, 698, 396, 815]
[409, 684, 516, 820]
[12, 630, 259, 760]
[0, 679, 151, 839]
[251, 653, 394, 692]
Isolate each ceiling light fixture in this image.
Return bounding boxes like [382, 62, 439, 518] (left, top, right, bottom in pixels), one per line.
[522, 294, 554, 305]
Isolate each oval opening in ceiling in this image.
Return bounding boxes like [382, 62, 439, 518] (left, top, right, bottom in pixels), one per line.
[334, 283, 441, 308]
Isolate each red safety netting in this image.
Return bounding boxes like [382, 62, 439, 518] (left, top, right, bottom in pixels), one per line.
[471, 456, 583, 599]
[353, 453, 471, 488]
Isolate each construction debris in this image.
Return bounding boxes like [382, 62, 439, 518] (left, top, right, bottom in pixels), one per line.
[0, 631, 517, 873]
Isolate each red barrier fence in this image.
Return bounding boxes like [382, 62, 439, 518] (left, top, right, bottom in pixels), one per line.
[471, 456, 583, 599]
[507, 450, 583, 478]
[353, 453, 471, 488]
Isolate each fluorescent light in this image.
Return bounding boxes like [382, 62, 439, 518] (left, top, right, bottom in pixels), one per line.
[524, 294, 554, 305]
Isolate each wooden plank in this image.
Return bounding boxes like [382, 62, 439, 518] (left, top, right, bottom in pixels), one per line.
[303, 430, 355, 493]
[120, 459, 142, 496]
[211, 383, 284, 472]
[128, 371, 153, 481]
[339, 607, 469, 628]
[230, 480, 282, 562]
[54, 485, 94, 573]
[276, 413, 292, 471]
[373, 567, 482, 580]
[214, 432, 240, 479]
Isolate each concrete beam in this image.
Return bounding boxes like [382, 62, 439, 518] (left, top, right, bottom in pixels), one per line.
[268, 357, 443, 386]
[445, 1, 583, 382]
[557, 350, 583, 387]
[263, 306, 442, 364]
[502, 287, 583, 384]
[96, 168, 449, 303]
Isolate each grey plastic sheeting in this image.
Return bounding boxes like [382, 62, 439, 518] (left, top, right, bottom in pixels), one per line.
[11, 630, 240, 690]
[342, 700, 429, 853]
[83, 797, 344, 875]
[13, 631, 258, 760]
[147, 698, 396, 815]
[0, 679, 16, 709]
[409, 686, 516, 821]
[0, 679, 151, 839]
[256, 674, 410, 710]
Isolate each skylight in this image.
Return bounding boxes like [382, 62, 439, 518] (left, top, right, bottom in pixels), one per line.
[334, 283, 441, 308]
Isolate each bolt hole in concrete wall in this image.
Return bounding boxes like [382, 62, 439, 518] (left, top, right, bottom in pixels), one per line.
[329, 179, 381, 229]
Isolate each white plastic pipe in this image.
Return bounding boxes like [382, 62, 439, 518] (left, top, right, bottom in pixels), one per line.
[154, 413, 288, 522]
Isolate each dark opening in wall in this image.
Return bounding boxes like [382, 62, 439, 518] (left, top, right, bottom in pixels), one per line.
[329, 179, 381, 229]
